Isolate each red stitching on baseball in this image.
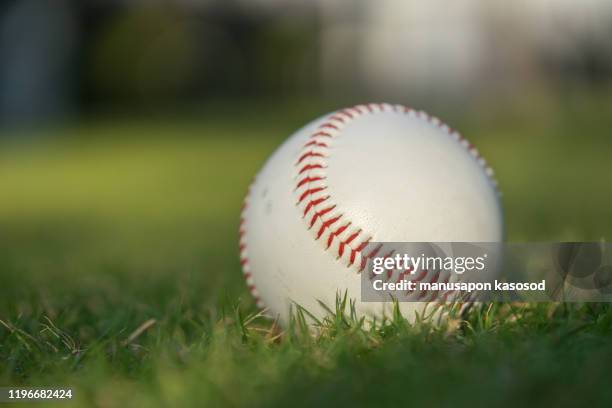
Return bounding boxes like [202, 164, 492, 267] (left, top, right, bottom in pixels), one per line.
[349, 238, 370, 266]
[316, 215, 342, 239]
[359, 242, 382, 272]
[367, 244, 383, 259]
[367, 249, 396, 280]
[309, 205, 337, 228]
[303, 140, 329, 148]
[418, 270, 438, 300]
[298, 187, 327, 204]
[413, 268, 428, 282]
[327, 222, 351, 249]
[427, 273, 450, 302]
[303, 196, 330, 216]
[296, 176, 326, 189]
[311, 131, 333, 138]
[329, 115, 346, 123]
[353, 239, 370, 253]
[239, 179, 266, 310]
[395, 267, 414, 284]
[338, 229, 360, 259]
[299, 164, 325, 174]
[297, 151, 325, 164]
[320, 123, 339, 130]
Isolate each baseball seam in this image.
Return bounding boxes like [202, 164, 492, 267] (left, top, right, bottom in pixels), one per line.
[239, 180, 266, 309]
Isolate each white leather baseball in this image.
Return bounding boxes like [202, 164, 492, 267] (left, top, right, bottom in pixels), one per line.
[239, 103, 503, 324]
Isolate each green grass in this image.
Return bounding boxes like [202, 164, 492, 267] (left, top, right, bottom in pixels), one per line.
[1, 97, 612, 407]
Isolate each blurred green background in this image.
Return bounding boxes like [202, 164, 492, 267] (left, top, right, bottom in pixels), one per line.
[1, 1, 612, 406]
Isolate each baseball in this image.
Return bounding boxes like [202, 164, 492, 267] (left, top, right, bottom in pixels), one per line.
[239, 103, 503, 324]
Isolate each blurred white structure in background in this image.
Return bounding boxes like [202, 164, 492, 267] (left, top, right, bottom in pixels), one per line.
[361, 0, 486, 98]
[318, 0, 612, 98]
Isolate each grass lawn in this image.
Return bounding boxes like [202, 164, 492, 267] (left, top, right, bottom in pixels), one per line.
[1, 97, 612, 407]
